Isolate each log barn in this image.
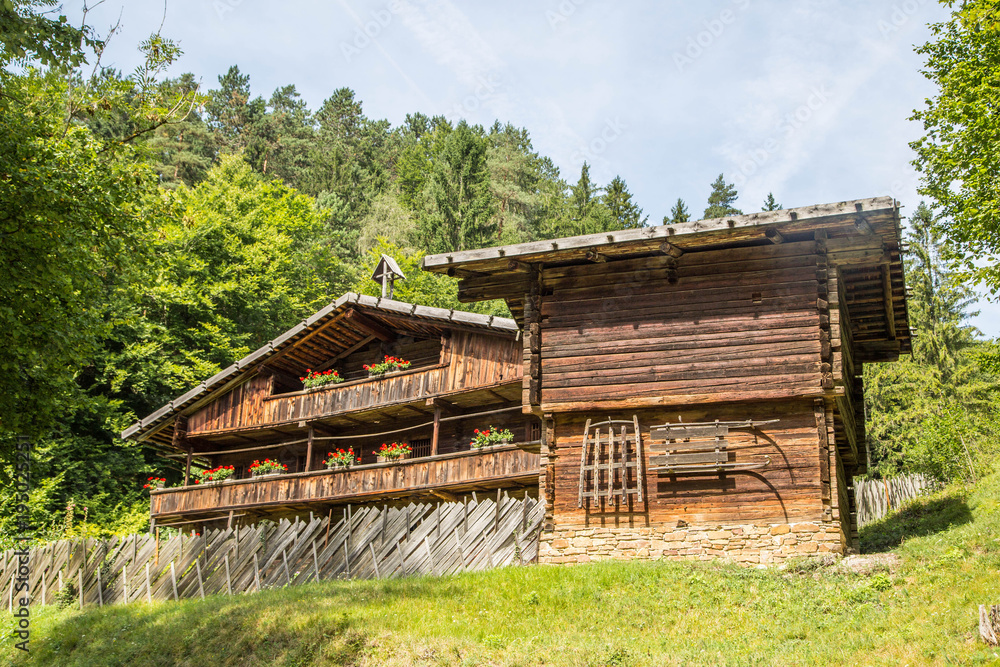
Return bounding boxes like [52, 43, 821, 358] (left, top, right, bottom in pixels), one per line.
[125, 196, 909, 564]
[421, 196, 910, 563]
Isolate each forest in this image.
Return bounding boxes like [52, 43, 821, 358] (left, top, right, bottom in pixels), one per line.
[1, 0, 998, 544]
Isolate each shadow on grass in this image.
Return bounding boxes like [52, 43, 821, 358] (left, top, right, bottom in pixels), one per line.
[859, 491, 972, 553]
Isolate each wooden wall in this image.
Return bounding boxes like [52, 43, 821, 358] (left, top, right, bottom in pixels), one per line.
[548, 401, 831, 526]
[538, 242, 825, 411]
[441, 331, 522, 392]
[187, 330, 522, 437]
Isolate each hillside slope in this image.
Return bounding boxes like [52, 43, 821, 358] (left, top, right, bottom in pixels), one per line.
[4, 471, 1000, 666]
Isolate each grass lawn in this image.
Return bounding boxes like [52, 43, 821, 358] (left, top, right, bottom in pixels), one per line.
[3, 470, 1000, 666]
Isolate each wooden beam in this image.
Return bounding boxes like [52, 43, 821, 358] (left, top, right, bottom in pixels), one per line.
[659, 241, 685, 258]
[305, 426, 315, 472]
[345, 309, 395, 342]
[882, 265, 897, 340]
[431, 407, 441, 456]
[585, 250, 607, 263]
[312, 335, 377, 373]
[764, 228, 784, 244]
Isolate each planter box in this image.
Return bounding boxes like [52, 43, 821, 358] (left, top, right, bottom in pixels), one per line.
[253, 471, 283, 479]
[377, 454, 409, 463]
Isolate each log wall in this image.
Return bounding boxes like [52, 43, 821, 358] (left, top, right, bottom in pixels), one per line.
[548, 401, 828, 526]
[538, 242, 825, 411]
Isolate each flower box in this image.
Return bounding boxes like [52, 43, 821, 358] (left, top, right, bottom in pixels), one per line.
[374, 442, 411, 462]
[249, 458, 288, 477]
[324, 448, 356, 470]
[470, 427, 515, 450]
[364, 355, 411, 377]
[301, 368, 344, 390]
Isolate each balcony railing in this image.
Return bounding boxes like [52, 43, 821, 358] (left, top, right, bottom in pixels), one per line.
[150, 445, 541, 523]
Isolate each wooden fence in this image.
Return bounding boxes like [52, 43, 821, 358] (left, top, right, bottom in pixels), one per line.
[855, 474, 937, 527]
[0, 492, 544, 610]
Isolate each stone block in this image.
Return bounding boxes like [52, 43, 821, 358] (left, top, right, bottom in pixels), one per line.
[791, 523, 820, 533]
[770, 524, 790, 535]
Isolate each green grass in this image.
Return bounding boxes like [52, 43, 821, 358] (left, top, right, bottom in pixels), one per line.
[5, 472, 1000, 666]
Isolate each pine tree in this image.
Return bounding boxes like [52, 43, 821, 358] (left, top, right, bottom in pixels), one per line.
[205, 65, 266, 155]
[762, 192, 782, 211]
[703, 174, 742, 218]
[570, 162, 598, 221]
[603, 176, 647, 230]
[666, 198, 690, 224]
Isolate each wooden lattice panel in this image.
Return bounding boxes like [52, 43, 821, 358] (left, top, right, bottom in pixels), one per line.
[577, 416, 645, 510]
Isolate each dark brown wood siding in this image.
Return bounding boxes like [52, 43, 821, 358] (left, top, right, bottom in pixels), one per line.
[539, 242, 824, 410]
[549, 401, 826, 525]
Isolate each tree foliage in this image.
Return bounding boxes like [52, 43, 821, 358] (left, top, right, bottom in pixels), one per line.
[911, 1, 1000, 292]
[865, 204, 1000, 481]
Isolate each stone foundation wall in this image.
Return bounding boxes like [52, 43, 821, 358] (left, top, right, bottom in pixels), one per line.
[538, 520, 845, 565]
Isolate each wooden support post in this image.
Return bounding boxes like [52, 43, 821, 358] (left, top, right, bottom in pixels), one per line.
[41, 570, 47, 606]
[253, 553, 261, 592]
[431, 407, 441, 456]
[282, 550, 291, 586]
[225, 554, 233, 595]
[170, 562, 178, 601]
[325, 508, 333, 548]
[78, 569, 84, 609]
[122, 566, 128, 605]
[311, 541, 320, 582]
[145, 563, 152, 604]
[227, 510, 234, 530]
[184, 446, 193, 487]
[343, 541, 350, 577]
[305, 426, 315, 472]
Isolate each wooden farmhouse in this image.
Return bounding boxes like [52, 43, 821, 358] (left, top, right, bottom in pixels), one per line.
[123, 293, 542, 530]
[125, 196, 910, 564]
[421, 196, 910, 563]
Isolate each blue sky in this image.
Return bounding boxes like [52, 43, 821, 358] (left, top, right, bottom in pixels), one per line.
[69, 0, 1000, 335]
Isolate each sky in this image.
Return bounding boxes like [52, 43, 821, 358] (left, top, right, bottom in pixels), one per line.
[67, 0, 1000, 336]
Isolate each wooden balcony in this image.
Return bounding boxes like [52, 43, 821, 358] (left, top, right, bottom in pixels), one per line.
[188, 356, 522, 439]
[150, 445, 541, 525]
